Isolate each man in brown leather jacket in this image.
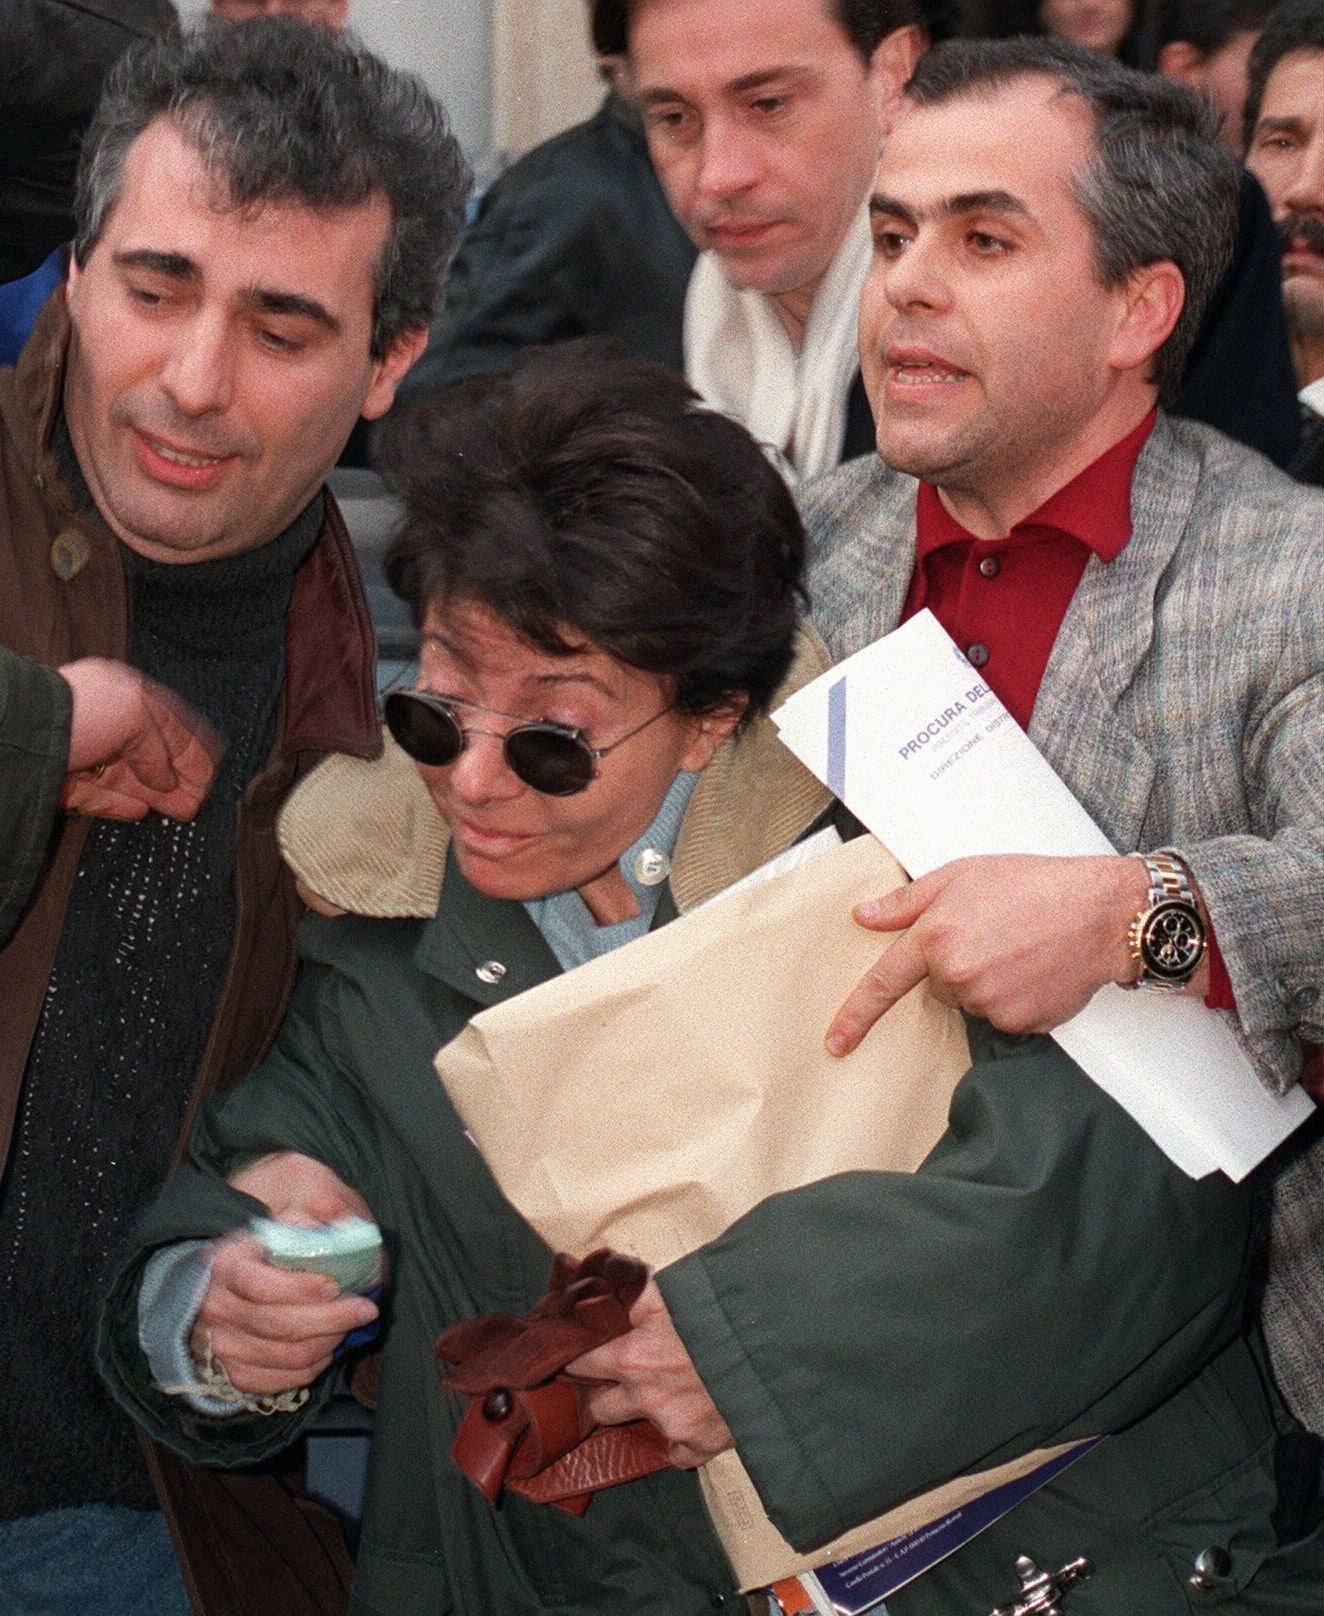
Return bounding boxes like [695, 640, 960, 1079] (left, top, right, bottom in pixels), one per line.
[0, 18, 467, 1613]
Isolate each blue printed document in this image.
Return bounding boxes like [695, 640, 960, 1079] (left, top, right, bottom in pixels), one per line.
[775, 1438, 1103, 1616]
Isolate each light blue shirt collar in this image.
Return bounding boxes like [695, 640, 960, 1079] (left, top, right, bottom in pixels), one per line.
[522, 771, 698, 971]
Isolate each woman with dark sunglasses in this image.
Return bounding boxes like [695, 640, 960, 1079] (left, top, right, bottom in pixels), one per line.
[98, 341, 842, 1614]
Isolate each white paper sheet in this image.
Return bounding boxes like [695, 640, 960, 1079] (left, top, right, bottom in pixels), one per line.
[773, 611, 1313, 1180]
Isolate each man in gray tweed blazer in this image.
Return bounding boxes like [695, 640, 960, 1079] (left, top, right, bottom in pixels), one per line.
[798, 36, 1324, 1437]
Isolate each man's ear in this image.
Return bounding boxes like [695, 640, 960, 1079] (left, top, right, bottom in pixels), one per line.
[1109, 260, 1186, 375]
[361, 325, 429, 420]
[679, 697, 748, 773]
[868, 24, 925, 133]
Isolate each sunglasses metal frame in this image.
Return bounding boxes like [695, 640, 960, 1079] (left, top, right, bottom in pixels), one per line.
[383, 690, 674, 797]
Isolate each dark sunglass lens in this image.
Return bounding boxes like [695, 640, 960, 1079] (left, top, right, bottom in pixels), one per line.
[505, 727, 594, 795]
[384, 692, 463, 767]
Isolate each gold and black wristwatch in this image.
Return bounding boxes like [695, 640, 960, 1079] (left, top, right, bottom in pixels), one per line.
[1123, 852, 1208, 991]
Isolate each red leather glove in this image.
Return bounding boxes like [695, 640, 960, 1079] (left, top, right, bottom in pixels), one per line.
[435, 1249, 671, 1515]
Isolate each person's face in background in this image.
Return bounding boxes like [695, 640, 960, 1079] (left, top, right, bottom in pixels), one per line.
[630, 0, 916, 341]
[210, 0, 348, 28]
[1157, 27, 1262, 156]
[1037, 0, 1132, 57]
[1246, 48, 1324, 380]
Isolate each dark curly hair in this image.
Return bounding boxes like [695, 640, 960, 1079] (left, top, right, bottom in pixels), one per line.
[381, 342, 806, 724]
[74, 17, 470, 358]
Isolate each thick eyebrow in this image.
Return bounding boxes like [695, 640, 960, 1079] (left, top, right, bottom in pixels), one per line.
[729, 65, 810, 95]
[639, 64, 807, 107]
[112, 247, 340, 333]
[113, 248, 197, 279]
[1254, 114, 1309, 139]
[869, 189, 1032, 225]
[246, 288, 340, 334]
[869, 193, 918, 227]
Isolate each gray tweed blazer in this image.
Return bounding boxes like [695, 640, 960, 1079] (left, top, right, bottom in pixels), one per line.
[799, 412, 1324, 1430]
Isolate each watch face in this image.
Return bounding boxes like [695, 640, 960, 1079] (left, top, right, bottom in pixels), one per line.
[1140, 900, 1207, 982]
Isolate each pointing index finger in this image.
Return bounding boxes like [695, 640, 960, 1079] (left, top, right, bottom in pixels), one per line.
[826, 928, 930, 1056]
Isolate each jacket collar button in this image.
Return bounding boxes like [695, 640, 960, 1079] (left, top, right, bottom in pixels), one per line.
[50, 528, 91, 581]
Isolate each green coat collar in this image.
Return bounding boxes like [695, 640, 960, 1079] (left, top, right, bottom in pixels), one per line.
[412, 845, 563, 1009]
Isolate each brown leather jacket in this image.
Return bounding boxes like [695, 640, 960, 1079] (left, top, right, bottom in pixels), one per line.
[0, 291, 381, 1615]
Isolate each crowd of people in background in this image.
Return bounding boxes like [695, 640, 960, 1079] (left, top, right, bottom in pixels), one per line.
[2, 2, 1324, 1615]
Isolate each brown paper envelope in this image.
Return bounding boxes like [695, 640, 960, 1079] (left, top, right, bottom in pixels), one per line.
[436, 833, 1076, 1587]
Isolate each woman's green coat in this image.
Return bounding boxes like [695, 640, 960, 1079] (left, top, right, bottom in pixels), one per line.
[99, 699, 1323, 1614]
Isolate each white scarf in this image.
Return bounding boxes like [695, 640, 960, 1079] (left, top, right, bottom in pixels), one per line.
[683, 207, 872, 485]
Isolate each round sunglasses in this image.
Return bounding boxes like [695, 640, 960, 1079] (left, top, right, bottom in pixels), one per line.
[383, 690, 673, 797]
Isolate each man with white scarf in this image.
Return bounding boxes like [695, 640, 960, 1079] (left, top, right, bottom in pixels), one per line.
[616, 0, 925, 484]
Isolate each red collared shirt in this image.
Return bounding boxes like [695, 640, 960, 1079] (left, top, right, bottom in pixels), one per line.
[901, 409, 1233, 1008]
[902, 412, 1150, 729]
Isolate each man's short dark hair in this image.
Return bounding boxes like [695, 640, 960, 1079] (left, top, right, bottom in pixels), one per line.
[592, 0, 628, 54]
[381, 342, 806, 724]
[1244, 0, 1324, 153]
[905, 37, 1240, 404]
[832, 0, 924, 57]
[1144, 0, 1270, 56]
[602, 0, 922, 64]
[73, 17, 470, 358]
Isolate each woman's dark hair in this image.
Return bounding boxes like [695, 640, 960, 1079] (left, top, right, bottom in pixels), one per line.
[380, 341, 806, 725]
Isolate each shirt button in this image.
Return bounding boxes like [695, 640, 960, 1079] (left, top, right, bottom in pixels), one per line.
[966, 643, 990, 668]
[634, 848, 671, 886]
[475, 960, 507, 985]
[50, 528, 91, 580]
[978, 555, 1000, 578]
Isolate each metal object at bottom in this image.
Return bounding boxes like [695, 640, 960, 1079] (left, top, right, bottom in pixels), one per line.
[990, 1553, 1095, 1616]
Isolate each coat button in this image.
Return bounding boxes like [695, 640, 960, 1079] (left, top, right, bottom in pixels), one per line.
[475, 959, 507, 986]
[1189, 1547, 1232, 1589]
[966, 643, 990, 668]
[978, 555, 1001, 578]
[50, 528, 91, 580]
